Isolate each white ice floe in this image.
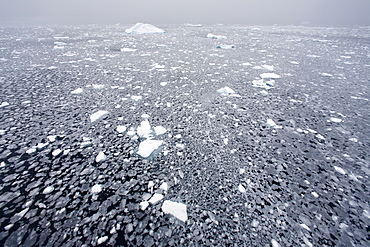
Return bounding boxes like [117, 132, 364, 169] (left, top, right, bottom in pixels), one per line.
[26, 148, 37, 154]
[154, 126, 167, 135]
[260, 90, 269, 96]
[37, 142, 48, 150]
[116, 126, 127, 133]
[90, 110, 109, 123]
[0, 102, 9, 107]
[137, 120, 153, 138]
[71, 88, 83, 94]
[52, 149, 62, 157]
[140, 201, 149, 210]
[185, 23, 202, 27]
[266, 119, 278, 128]
[125, 23, 165, 34]
[271, 239, 281, 247]
[300, 223, 311, 231]
[321, 73, 333, 77]
[261, 65, 274, 72]
[131, 95, 142, 101]
[241, 62, 252, 66]
[161, 200, 188, 223]
[334, 166, 346, 175]
[159, 182, 169, 191]
[160, 81, 168, 86]
[43, 186, 54, 194]
[137, 140, 163, 158]
[311, 192, 319, 198]
[95, 151, 107, 163]
[97, 236, 108, 245]
[330, 117, 342, 123]
[92, 84, 105, 89]
[148, 193, 164, 204]
[217, 87, 240, 97]
[216, 45, 235, 49]
[47, 135, 57, 142]
[141, 114, 150, 119]
[91, 184, 102, 193]
[260, 73, 281, 79]
[120, 48, 137, 52]
[238, 184, 246, 193]
[252, 79, 275, 89]
[207, 33, 227, 39]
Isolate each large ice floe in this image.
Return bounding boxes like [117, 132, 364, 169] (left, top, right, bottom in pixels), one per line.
[207, 33, 227, 39]
[217, 87, 240, 97]
[161, 200, 188, 223]
[125, 23, 165, 34]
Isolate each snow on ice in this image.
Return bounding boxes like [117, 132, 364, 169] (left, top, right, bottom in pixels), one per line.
[121, 48, 137, 52]
[116, 126, 127, 133]
[125, 23, 165, 34]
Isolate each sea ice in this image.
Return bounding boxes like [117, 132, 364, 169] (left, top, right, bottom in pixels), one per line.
[137, 120, 152, 138]
[131, 95, 142, 101]
[334, 166, 346, 175]
[148, 193, 164, 204]
[0, 102, 9, 107]
[154, 126, 167, 135]
[90, 110, 109, 123]
[321, 73, 333, 77]
[238, 184, 246, 193]
[216, 45, 235, 49]
[140, 201, 149, 210]
[217, 87, 240, 97]
[207, 33, 227, 39]
[52, 149, 62, 157]
[92, 84, 105, 89]
[252, 79, 274, 89]
[116, 126, 127, 133]
[266, 119, 277, 127]
[271, 239, 281, 247]
[43, 186, 54, 194]
[71, 88, 83, 94]
[120, 48, 137, 52]
[260, 73, 281, 79]
[95, 151, 107, 163]
[97, 236, 108, 245]
[137, 140, 163, 158]
[261, 65, 274, 72]
[330, 117, 342, 123]
[125, 23, 165, 34]
[159, 182, 169, 191]
[91, 184, 102, 193]
[161, 200, 188, 223]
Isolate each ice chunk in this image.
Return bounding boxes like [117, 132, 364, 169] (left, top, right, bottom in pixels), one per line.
[141, 114, 150, 119]
[140, 201, 149, 210]
[97, 236, 108, 245]
[160, 81, 168, 86]
[95, 151, 107, 163]
[217, 87, 239, 97]
[0, 102, 9, 107]
[185, 23, 202, 27]
[26, 148, 37, 154]
[92, 84, 105, 89]
[252, 79, 274, 89]
[52, 149, 62, 157]
[137, 120, 152, 138]
[321, 73, 333, 77]
[159, 182, 168, 191]
[162, 200, 188, 223]
[334, 166, 346, 175]
[47, 135, 57, 142]
[154, 126, 167, 135]
[120, 48, 137, 52]
[238, 184, 246, 193]
[207, 33, 227, 39]
[216, 45, 235, 49]
[91, 184, 102, 193]
[116, 126, 127, 133]
[241, 62, 252, 66]
[266, 119, 277, 127]
[43, 186, 54, 194]
[330, 117, 342, 123]
[137, 140, 163, 158]
[125, 23, 165, 34]
[90, 110, 109, 123]
[131, 95, 142, 101]
[260, 73, 281, 79]
[148, 193, 164, 204]
[71, 88, 83, 94]
[261, 65, 274, 72]
[271, 239, 281, 247]
[311, 192, 319, 198]
[260, 90, 269, 96]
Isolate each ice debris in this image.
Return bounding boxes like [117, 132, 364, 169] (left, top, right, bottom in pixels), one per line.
[92, 84, 105, 89]
[261, 65, 274, 72]
[140, 201, 149, 210]
[216, 45, 235, 49]
[238, 184, 246, 193]
[148, 193, 164, 204]
[116, 126, 127, 133]
[91, 184, 102, 193]
[95, 151, 107, 163]
[120, 48, 137, 52]
[90, 110, 109, 123]
[97, 236, 108, 245]
[334, 166, 346, 175]
[271, 239, 281, 247]
[154, 126, 167, 135]
[260, 73, 281, 79]
[207, 33, 227, 39]
[217, 87, 240, 97]
[266, 119, 278, 128]
[330, 117, 342, 123]
[131, 95, 142, 101]
[252, 79, 275, 89]
[43, 186, 54, 194]
[125, 23, 165, 34]
[161, 200, 188, 223]
[137, 140, 163, 158]
[0, 102, 9, 107]
[71, 88, 83, 94]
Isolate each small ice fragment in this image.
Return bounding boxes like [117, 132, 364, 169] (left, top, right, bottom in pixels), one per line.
[52, 149, 62, 157]
[330, 117, 342, 123]
[252, 79, 274, 89]
[131, 95, 142, 101]
[303, 237, 313, 247]
[161, 200, 188, 222]
[4, 224, 13, 231]
[37, 142, 48, 150]
[121, 48, 137, 52]
[148, 181, 155, 189]
[26, 148, 37, 154]
[97, 236, 108, 245]
[239, 168, 245, 175]
[159, 182, 168, 191]
[140, 201, 149, 210]
[311, 192, 319, 198]
[92, 84, 105, 89]
[95, 151, 106, 163]
[90, 110, 109, 123]
[137, 140, 163, 158]
[0, 102, 9, 107]
[242, 62, 252, 66]
[300, 224, 311, 231]
[116, 126, 127, 133]
[47, 135, 57, 142]
[261, 65, 274, 72]
[91, 184, 102, 193]
[238, 184, 246, 193]
[260, 90, 269, 96]
[154, 126, 167, 135]
[321, 73, 333, 77]
[207, 33, 227, 39]
[43, 186, 54, 194]
[71, 88, 83, 94]
[216, 45, 234, 49]
[148, 193, 164, 204]
[260, 73, 281, 79]
[174, 134, 182, 139]
[349, 138, 358, 142]
[271, 239, 281, 247]
[315, 134, 325, 140]
[289, 61, 300, 65]
[251, 220, 259, 227]
[0, 130, 6, 135]
[334, 166, 346, 175]
[137, 120, 152, 138]
[217, 87, 239, 97]
[141, 114, 150, 119]
[266, 119, 277, 127]
[160, 81, 168, 86]
[223, 138, 228, 145]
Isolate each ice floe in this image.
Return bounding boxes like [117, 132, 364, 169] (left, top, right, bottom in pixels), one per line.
[161, 200, 188, 223]
[330, 117, 342, 123]
[334, 166, 346, 175]
[140, 201, 149, 210]
[131, 95, 142, 101]
[92, 84, 105, 89]
[137, 120, 153, 138]
[97, 236, 108, 245]
[207, 33, 227, 39]
[0, 102, 9, 107]
[252, 79, 275, 89]
[271, 239, 281, 247]
[154, 126, 167, 135]
[137, 140, 163, 158]
[260, 73, 281, 79]
[95, 151, 107, 163]
[238, 184, 246, 193]
[120, 48, 137, 52]
[43, 186, 54, 194]
[125, 23, 165, 34]
[90, 110, 109, 123]
[217, 87, 240, 97]
[91, 184, 102, 193]
[148, 193, 164, 204]
[216, 45, 235, 49]
[116, 126, 127, 133]
[261, 65, 274, 72]
[71, 88, 83, 94]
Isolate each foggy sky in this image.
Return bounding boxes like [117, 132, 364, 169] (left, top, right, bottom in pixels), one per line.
[0, 0, 369, 26]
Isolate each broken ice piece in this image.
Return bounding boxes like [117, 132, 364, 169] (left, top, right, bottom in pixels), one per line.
[266, 119, 277, 127]
[95, 151, 107, 163]
[260, 73, 281, 79]
[161, 200, 188, 223]
[159, 182, 169, 191]
[97, 236, 108, 245]
[141, 114, 150, 119]
[137, 140, 163, 158]
[43, 186, 54, 194]
[261, 65, 274, 72]
[334, 166, 346, 175]
[217, 87, 239, 97]
[148, 193, 164, 204]
[47, 135, 57, 142]
[121, 48, 137, 52]
[92, 84, 105, 89]
[0, 102, 9, 107]
[330, 117, 342, 123]
[137, 120, 152, 138]
[116, 126, 127, 133]
[91, 184, 102, 193]
[90, 110, 109, 123]
[238, 184, 246, 193]
[154, 126, 167, 135]
[71, 88, 83, 94]
[216, 45, 235, 49]
[140, 201, 149, 210]
[131, 95, 142, 101]
[271, 239, 281, 247]
[52, 149, 62, 157]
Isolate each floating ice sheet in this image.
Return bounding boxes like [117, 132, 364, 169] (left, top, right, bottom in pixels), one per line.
[137, 140, 163, 158]
[162, 200, 188, 223]
[260, 73, 281, 79]
[90, 110, 109, 123]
